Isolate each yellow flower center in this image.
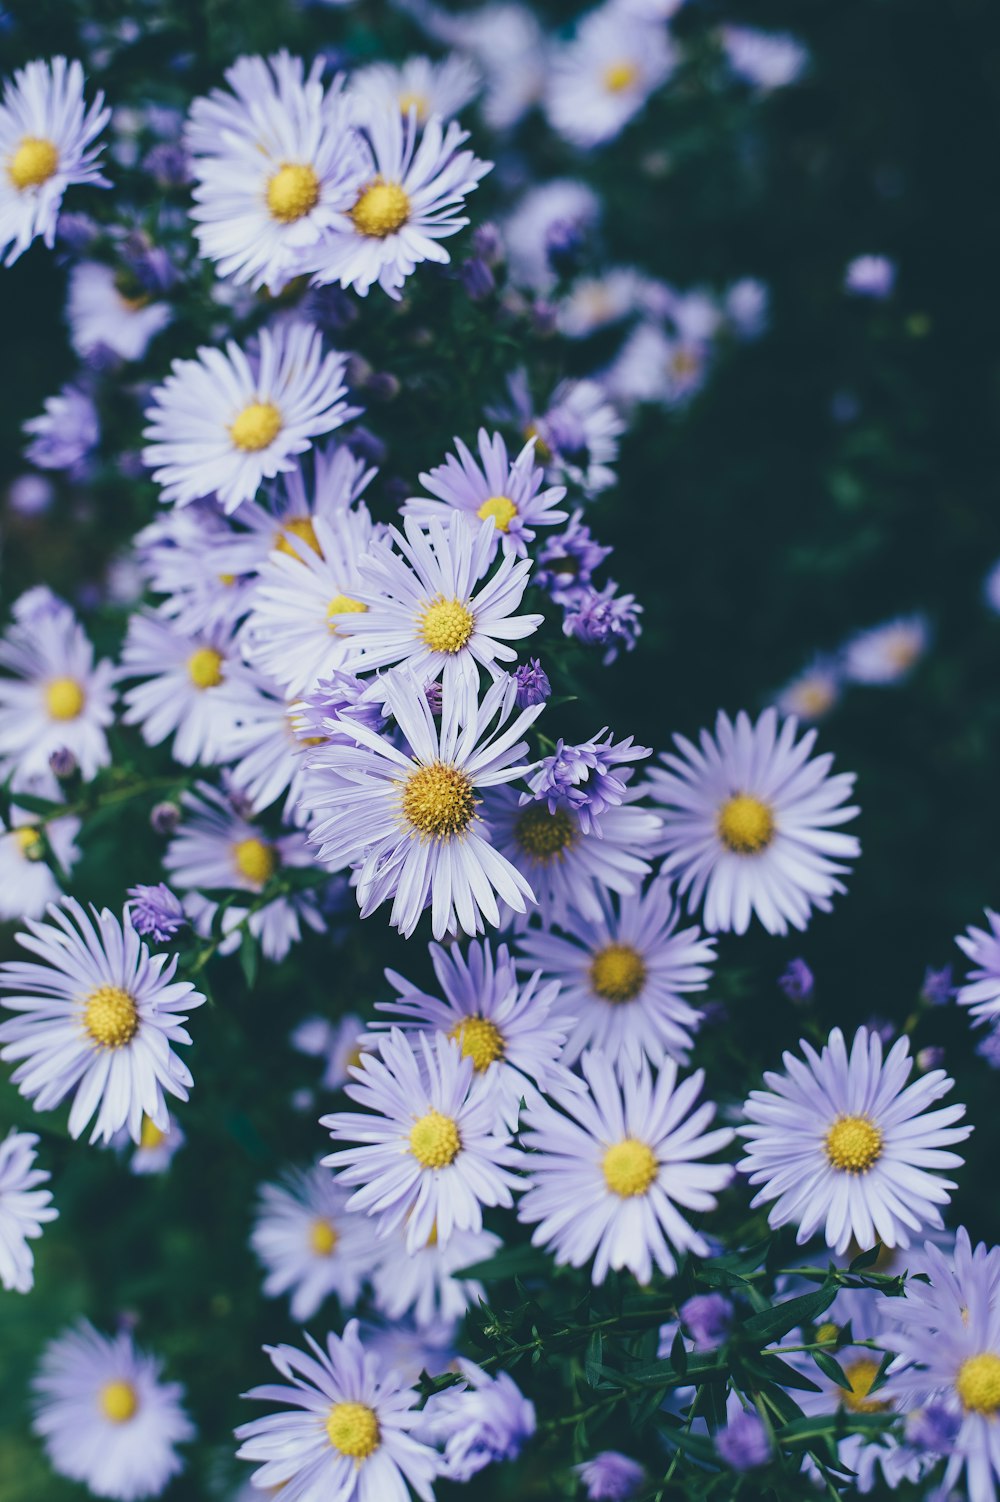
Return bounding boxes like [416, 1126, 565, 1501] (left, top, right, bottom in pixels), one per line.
[717, 794, 775, 854]
[326, 1400, 380, 1458]
[45, 677, 85, 721]
[590, 942, 647, 1003]
[9, 136, 58, 190]
[957, 1353, 1000, 1415]
[669, 347, 701, 380]
[514, 803, 578, 864]
[409, 1109, 461, 1168]
[84, 987, 139, 1050]
[476, 495, 518, 533]
[825, 1115, 883, 1174]
[326, 594, 368, 633]
[139, 1116, 166, 1150]
[398, 90, 431, 122]
[815, 1322, 839, 1346]
[99, 1380, 139, 1424]
[230, 401, 282, 452]
[603, 60, 639, 93]
[187, 647, 225, 689]
[266, 162, 320, 223]
[350, 180, 410, 238]
[309, 1217, 339, 1256]
[13, 827, 42, 860]
[524, 423, 551, 464]
[232, 837, 277, 886]
[602, 1138, 658, 1198]
[275, 516, 322, 559]
[401, 761, 477, 839]
[419, 595, 475, 654]
[841, 1357, 889, 1414]
[796, 680, 836, 717]
[448, 1015, 505, 1071]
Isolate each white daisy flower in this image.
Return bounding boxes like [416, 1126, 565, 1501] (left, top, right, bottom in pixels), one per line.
[142, 323, 357, 513]
[186, 52, 367, 292]
[251, 1164, 376, 1321]
[0, 1128, 57, 1293]
[340, 514, 542, 695]
[0, 808, 80, 921]
[0, 588, 115, 793]
[120, 613, 255, 766]
[292, 1011, 372, 1092]
[350, 54, 480, 126]
[842, 613, 931, 685]
[774, 657, 842, 722]
[242, 505, 380, 696]
[0, 899, 204, 1145]
[502, 178, 601, 293]
[545, 5, 676, 149]
[738, 1026, 971, 1255]
[67, 261, 171, 362]
[604, 319, 711, 410]
[423, 1359, 536, 1482]
[956, 908, 1000, 1029]
[493, 371, 624, 496]
[33, 1322, 194, 1501]
[648, 707, 861, 935]
[135, 506, 257, 638]
[720, 25, 809, 91]
[517, 874, 715, 1075]
[557, 267, 653, 338]
[402, 430, 567, 560]
[519, 1050, 734, 1285]
[374, 937, 578, 1130]
[223, 678, 318, 824]
[307, 107, 491, 299]
[322, 1028, 522, 1250]
[235, 1320, 439, 1502]
[370, 1222, 500, 1330]
[424, 4, 548, 132]
[0, 57, 110, 265]
[303, 667, 542, 939]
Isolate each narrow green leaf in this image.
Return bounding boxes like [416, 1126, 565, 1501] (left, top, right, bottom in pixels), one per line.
[812, 1350, 852, 1391]
[742, 1284, 838, 1342]
[585, 1330, 603, 1387]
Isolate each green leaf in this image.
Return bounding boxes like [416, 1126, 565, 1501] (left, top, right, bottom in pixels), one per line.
[455, 1243, 550, 1281]
[585, 1330, 603, 1387]
[812, 1350, 852, 1391]
[749, 1354, 822, 1392]
[741, 1284, 838, 1342]
[776, 1411, 895, 1448]
[670, 1327, 688, 1378]
[848, 1243, 884, 1271]
[238, 929, 259, 989]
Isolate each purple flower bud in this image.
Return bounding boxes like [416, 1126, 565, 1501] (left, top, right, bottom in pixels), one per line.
[920, 965, 953, 1006]
[679, 1293, 734, 1350]
[126, 883, 187, 943]
[916, 1046, 945, 1072]
[48, 746, 78, 779]
[977, 1028, 1000, 1069]
[142, 142, 191, 188]
[545, 216, 587, 277]
[715, 1411, 771, 1472]
[424, 681, 444, 716]
[531, 298, 558, 337]
[905, 1403, 960, 1454]
[573, 1452, 645, 1501]
[845, 255, 896, 299]
[150, 801, 181, 836]
[460, 257, 496, 302]
[513, 659, 551, 709]
[365, 371, 401, 402]
[778, 957, 814, 1002]
[56, 211, 99, 252]
[524, 730, 650, 835]
[471, 221, 504, 267]
[562, 582, 642, 665]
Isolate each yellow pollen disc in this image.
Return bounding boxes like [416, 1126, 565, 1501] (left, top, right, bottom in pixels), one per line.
[796, 680, 836, 717]
[602, 1138, 658, 1198]
[524, 423, 552, 464]
[815, 1322, 839, 1346]
[350, 179, 410, 238]
[670, 348, 701, 379]
[957, 1353, 1000, 1415]
[425, 1221, 439, 1248]
[476, 495, 518, 533]
[230, 401, 282, 453]
[717, 793, 775, 855]
[841, 1357, 889, 1414]
[139, 1116, 166, 1150]
[84, 987, 139, 1050]
[327, 594, 368, 633]
[13, 826, 42, 859]
[45, 677, 85, 721]
[448, 1015, 505, 1071]
[398, 90, 431, 122]
[99, 1380, 139, 1424]
[218, 572, 237, 587]
[514, 803, 578, 864]
[590, 943, 647, 1004]
[401, 761, 477, 839]
[603, 60, 639, 93]
[419, 595, 475, 654]
[9, 135, 58, 190]
[266, 162, 320, 223]
[825, 1115, 883, 1174]
[275, 516, 322, 559]
[187, 646, 225, 689]
[326, 1400, 380, 1459]
[409, 1109, 461, 1168]
[309, 1217, 339, 1256]
[232, 837, 277, 886]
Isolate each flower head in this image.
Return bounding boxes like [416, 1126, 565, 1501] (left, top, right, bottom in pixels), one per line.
[424, 1360, 535, 1482]
[126, 884, 187, 943]
[252, 1164, 376, 1321]
[0, 1129, 57, 1293]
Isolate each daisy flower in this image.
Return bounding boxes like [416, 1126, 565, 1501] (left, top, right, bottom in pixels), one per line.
[292, 1011, 373, 1092]
[120, 613, 254, 766]
[350, 54, 480, 125]
[359, 1317, 457, 1389]
[0, 1128, 57, 1293]
[648, 707, 861, 935]
[374, 937, 577, 1130]
[774, 656, 842, 722]
[842, 613, 931, 685]
[956, 908, 1000, 1028]
[33, 1322, 194, 1501]
[423, 1360, 535, 1482]
[142, 323, 356, 512]
[307, 107, 491, 299]
[186, 52, 367, 292]
[493, 370, 624, 496]
[0, 57, 110, 265]
[517, 875, 715, 1074]
[738, 1025, 971, 1255]
[235, 1320, 439, 1502]
[304, 667, 543, 940]
[483, 781, 661, 930]
[67, 261, 171, 362]
[720, 25, 809, 91]
[135, 506, 257, 638]
[23, 381, 99, 475]
[321, 1028, 521, 1250]
[604, 320, 710, 410]
[251, 1164, 376, 1321]
[426, 3, 548, 132]
[403, 430, 567, 560]
[518, 1050, 734, 1285]
[370, 1222, 500, 1329]
[242, 505, 379, 696]
[0, 808, 80, 921]
[502, 178, 601, 293]
[341, 514, 542, 695]
[545, 6, 676, 149]
[0, 898, 205, 1145]
[223, 678, 319, 824]
[0, 588, 115, 792]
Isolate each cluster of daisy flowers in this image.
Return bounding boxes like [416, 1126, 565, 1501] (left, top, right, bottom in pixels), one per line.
[774, 612, 933, 724]
[3, 22, 1000, 1502]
